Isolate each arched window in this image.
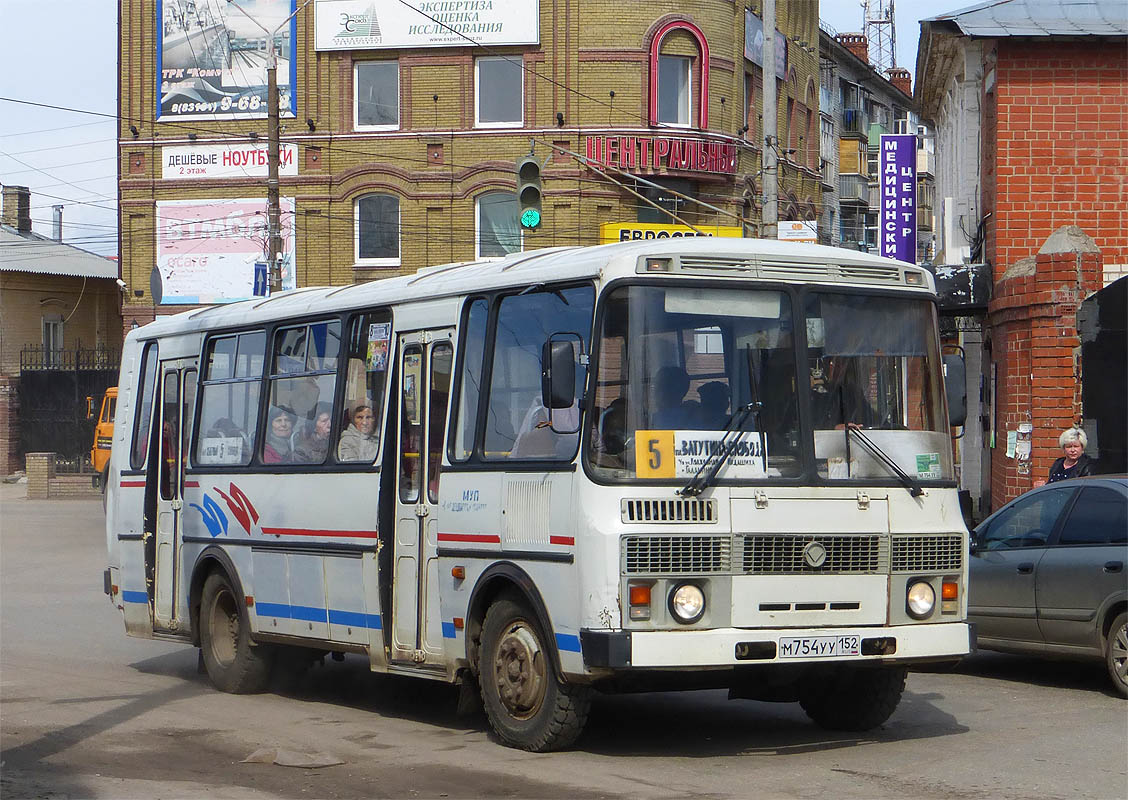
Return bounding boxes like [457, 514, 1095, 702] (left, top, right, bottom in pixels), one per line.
[476, 191, 521, 259]
[648, 20, 709, 129]
[354, 193, 400, 267]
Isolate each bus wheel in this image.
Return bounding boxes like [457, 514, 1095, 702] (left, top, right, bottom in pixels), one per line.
[479, 596, 591, 752]
[199, 571, 273, 694]
[799, 665, 906, 731]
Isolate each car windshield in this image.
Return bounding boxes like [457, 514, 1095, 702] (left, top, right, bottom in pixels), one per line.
[586, 284, 953, 485]
[586, 284, 801, 481]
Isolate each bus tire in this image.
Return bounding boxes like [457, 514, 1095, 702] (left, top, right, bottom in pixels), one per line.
[478, 596, 591, 752]
[799, 665, 906, 731]
[199, 571, 273, 694]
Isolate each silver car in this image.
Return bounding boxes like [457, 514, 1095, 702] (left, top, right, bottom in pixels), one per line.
[968, 476, 1127, 696]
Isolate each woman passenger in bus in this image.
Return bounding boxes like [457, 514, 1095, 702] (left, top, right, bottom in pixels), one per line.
[294, 403, 332, 464]
[263, 406, 296, 463]
[337, 403, 379, 462]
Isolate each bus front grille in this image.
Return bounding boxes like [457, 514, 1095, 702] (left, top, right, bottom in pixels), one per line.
[891, 534, 963, 572]
[740, 534, 885, 574]
[622, 535, 731, 574]
[621, 498, 717, 523]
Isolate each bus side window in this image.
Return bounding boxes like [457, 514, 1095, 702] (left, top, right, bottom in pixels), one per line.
[450, 297, 488, 461]
[265, 320, 341, 465]
[336, 311, 391, 464]
[195, 332, 264, 467]
[130, 343, 159, 470]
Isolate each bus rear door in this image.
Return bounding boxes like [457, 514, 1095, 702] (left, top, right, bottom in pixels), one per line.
[391, 329, 454, 667]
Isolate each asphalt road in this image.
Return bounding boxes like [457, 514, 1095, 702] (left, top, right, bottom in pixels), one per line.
[2, 484, 1125, 799]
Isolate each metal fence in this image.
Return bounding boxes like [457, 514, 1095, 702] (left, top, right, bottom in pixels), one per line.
[20, 344, 120, 372]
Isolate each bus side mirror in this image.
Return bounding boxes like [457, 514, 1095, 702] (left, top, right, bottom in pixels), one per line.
[86, 396, 94, 420]
[943, 353, 967, 427]
[542, 340, 576, 409]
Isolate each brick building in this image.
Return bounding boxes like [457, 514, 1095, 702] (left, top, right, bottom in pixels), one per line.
[916, 0, 1127, 513]
[119, 0, 821, 328]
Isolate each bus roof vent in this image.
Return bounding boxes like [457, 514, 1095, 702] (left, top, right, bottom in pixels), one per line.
[759, 260, 830, 280]
[835, 263, 902, 284]
[621, 498, 717, 524]
[678, 256, 755, 273]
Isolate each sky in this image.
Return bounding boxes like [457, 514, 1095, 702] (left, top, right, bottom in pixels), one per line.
[0, 0, 943, 258]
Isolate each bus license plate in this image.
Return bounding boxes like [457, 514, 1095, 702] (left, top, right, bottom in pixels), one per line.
[778, 635, 861, 658]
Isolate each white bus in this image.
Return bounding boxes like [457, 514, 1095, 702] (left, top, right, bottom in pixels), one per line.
[104, 238, 971, 751]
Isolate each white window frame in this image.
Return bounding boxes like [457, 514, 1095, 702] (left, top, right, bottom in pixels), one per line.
[475, 191, 523, 260]
[353, 194, 401, 268]
[353, 60, 400, 131]
[656, 54, 692, 128]
[475, 56, 524, 129]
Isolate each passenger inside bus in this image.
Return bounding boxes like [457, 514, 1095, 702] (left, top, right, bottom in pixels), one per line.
[650, 365, 698, 430]
[696, 380, 731, 428]
[809, 357, 876, 429]
[294, 403, 332, 463]
[263, 406, 296, 463]
[338, 402, 379, 462]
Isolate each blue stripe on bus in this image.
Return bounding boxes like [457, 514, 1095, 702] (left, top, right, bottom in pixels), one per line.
[328, 609, 383, 630]
[442, 621, 456, 639]
[555, 633, 581, 653]
[122, 590, 148, 604]
[255, 603, 382, 630]
[254, 601, 291, 618]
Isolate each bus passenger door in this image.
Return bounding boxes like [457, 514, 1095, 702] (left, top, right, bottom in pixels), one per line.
[152, 361, 194, 631]
[391, 329, 454, 666]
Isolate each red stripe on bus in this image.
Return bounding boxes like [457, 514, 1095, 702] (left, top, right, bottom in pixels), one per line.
[183, 481, 200, 488]
[119, 480, 146, 488]
[260, 527, 377, 538]
[549, 536, 575, 546]
[437, 533, 501, 544]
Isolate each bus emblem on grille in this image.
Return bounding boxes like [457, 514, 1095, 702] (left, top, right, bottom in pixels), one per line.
[803, 541, 827, 569]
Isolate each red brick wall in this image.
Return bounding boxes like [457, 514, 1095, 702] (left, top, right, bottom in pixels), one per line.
[988, 39, 1128, 274]
[0, 375, 19, 475]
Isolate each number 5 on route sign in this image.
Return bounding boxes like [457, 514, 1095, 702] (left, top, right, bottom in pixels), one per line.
[635, 430, 675, 478]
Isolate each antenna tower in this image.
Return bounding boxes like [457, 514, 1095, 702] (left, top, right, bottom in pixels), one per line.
[863, 0, 896, 75]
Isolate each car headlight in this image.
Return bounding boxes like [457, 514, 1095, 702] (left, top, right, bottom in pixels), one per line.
[669, 582, 706, 624]
[906, 581, 936, 619]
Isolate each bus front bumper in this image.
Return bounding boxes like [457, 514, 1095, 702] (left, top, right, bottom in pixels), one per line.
[581, 622, 973, 669]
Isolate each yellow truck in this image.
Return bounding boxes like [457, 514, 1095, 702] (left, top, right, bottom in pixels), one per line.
[87, 387, 117, 490]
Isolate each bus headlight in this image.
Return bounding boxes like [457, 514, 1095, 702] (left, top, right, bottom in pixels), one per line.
[668, 583, 706, 624]
[906, 581, 936, 619]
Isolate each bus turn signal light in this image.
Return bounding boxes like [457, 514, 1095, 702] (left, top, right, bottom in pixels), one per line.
[451, 566, 465, 580]
[628, 584, 651, 621]
[942, 581, 958, 600]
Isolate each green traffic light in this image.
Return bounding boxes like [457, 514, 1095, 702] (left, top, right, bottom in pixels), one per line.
[520, 208, 541, 229]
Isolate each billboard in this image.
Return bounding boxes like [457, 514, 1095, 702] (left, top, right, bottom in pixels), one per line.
[158, 0, 297, 120]
[878, 134, 917, 262]
[162, 142, 298, 179]
[777, 220, 817, 243]
[744, 10, 787, 82]
[156, 198, 296, 304]
[314, 0, 539, 51]
[600, 222, 744, 244]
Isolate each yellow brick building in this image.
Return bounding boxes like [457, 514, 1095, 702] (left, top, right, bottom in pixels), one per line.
[119, 0, 820, 324]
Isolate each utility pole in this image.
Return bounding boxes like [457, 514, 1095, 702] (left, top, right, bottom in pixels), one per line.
[762, 0, 778, 240]
[228, 0, 310, 294]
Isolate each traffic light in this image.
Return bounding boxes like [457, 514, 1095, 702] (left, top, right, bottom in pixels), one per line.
[515, 155, 542, 230]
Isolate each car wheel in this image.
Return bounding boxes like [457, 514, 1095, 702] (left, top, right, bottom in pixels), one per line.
[478, 595, 591, 751]
[199, 570, 274, 694]
[800, 665, 907, 731]
[1105, 612, 1128, 697]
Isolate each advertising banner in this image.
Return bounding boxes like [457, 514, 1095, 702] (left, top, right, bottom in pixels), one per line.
[776, 220, 817, 243]
[600, 222, 744, 244]
[744, 10, 787, 82]
[585, 135, 738, 175]
[313, 0, 539, 51]
[162, 143, 298, 179]
[156, 198, 296, 304]
[158, 0, 297, 120]
[878, 134, 917, 262]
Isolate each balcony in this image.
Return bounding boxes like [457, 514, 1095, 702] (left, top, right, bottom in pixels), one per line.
[820, 159, 836, 190]
[841, 107, 868, 137]
[917, 149, 934, 176]
[838, 174, 869, 205]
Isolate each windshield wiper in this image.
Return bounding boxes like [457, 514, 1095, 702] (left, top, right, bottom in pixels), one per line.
[680, 346, 766, 497]
[845, 426, 924, 497]
[678, 402, 759, 497]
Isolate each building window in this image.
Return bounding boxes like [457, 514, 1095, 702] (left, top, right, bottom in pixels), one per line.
[657, 55, 691, 126]
[476, 191, 521, 259]
[354, 194, 400, 266]
[354, 61, 398, 130]
[637, 177, 696, 224]
[476, 57, 523, 128]
[42, 316, 63, 365]
[744, 73, 754, 130]
[648, 19, 710, 129]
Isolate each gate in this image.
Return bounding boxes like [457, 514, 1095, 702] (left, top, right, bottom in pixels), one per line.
[18, 345, 120, 469]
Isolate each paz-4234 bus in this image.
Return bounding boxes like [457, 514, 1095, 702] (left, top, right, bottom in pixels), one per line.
[104, 238, 972, 751]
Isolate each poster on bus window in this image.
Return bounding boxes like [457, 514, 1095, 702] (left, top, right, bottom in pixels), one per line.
[155, 198, 295, 304]
[366, 323, 390, 371]
[634, 430, 768, 480]
[158, 0, 297, 120]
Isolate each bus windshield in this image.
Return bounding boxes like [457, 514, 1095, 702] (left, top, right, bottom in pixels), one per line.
[586, 284, 952, 484]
